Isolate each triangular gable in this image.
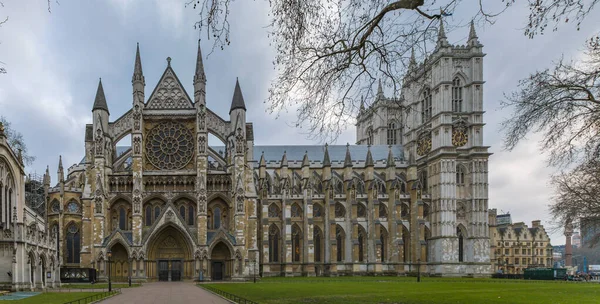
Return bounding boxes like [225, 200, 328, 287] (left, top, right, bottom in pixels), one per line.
[146, 66, 194, 110]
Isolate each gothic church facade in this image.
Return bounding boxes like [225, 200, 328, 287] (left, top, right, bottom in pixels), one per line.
[46, 22, 490, 281]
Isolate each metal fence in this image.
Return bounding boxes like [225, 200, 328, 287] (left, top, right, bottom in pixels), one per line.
[62, 289, 121, 304]
[200, 285, 258, 304]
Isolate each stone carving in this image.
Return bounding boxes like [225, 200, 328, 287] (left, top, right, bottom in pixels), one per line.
[94, 172, 104, 213]
[166, 210, 175, 221]
[133, 136, 141, 155]
[145, 121, 195, 170]
[110, 110, 133, 138]
[198, 135, 206, 154]
[197, 104, 206, 130]
[197, 188, 207, 213]
[95, 128, 103, 156]
[132, 105, 141, 131]
[146, 69, 193, 109]
[235, 127, 244, 154]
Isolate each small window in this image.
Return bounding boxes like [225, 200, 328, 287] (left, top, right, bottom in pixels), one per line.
[387, 121, 398, 145]
[456, 165, 465, 185]
[452, 77, 463, 112]
[335, 203, 346, 218]
[421, 88, 432, 122]
[366, 127, 373, 145]
[145, 205, 152, 226]
[154, 206, 161, 220]
[357, 204, 366, 218]
[188, 205, 195, 226]
[313, 204, 322, 218]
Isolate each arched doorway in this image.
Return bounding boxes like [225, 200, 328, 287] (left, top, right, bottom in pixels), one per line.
[210, 242, 231, 281]
[109, 243, 130, 282]
[147, 226, 193, 281]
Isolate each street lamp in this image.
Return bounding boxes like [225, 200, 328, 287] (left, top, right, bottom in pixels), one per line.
[107, 250, 112, 292]
[417, 258, 421, 283]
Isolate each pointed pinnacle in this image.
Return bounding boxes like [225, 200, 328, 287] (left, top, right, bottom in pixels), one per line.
[259, 151, 266, 167]
[344, 143, 352, 168]
[92, 78, 109, 114]
[387, 146, 395, 168]
[438, 20, 447, 40]
[194, 39, 206, 84]
[377, 79, 384, 96]
[229, 78, 247, 114]
[323, 144, 331, 167]
[469, 20, 478, 40]
[134, 43, 143, 77]
[58, 155, 63, 170]
[365, 145, 374, 167]
[281, 150, 288, 167]
[359, 95, 365, 111]
[302, 151, 310, 167]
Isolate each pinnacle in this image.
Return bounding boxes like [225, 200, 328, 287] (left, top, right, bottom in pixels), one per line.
[438, 19, 447, 40]
[323, 144, 331, 167]
[469, 20, 478, 41]
[344, 143, 352, 168]
[229, 78, 247, 114]
[365, 145, 374, 167]
[194, 39, 206, 84]
[92, 78, 109, 114]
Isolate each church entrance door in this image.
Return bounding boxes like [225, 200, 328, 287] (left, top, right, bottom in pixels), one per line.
[171, 260, 182, 281]
[210, 242, 231, 281]
[212, 262, 224, 280]
[158, 260, 169, 281]
[147, 226, 193, 281]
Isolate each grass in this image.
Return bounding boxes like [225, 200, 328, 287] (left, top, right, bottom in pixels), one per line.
[0, 292, 116, 304]
[60, 283, 141, 289]
[202, 277, 600, 304]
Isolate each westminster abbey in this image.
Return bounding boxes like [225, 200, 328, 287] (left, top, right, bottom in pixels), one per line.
[41, 22, 491, 281]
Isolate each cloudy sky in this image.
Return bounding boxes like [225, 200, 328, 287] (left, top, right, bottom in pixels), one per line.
[0, 0, 598, 245]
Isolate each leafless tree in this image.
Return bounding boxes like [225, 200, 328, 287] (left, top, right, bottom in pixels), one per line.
[0, 116, 36, 166]
[187, 0, 598, 141]
[501, 41, 600, 167]
[551, 159, 600, 247]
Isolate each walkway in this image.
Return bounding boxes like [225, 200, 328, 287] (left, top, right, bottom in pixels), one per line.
[99, 282, 229, 304]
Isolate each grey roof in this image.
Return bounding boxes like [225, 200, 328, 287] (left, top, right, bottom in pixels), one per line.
[92, 79, 109, 114]
[79, 146, 131, 164]
[252, 145, 403, 163]
[229, 79, 246, 114]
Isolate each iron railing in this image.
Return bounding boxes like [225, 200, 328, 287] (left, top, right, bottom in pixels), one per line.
[62, 288, 121, 304]
[200, 285, 258, 304]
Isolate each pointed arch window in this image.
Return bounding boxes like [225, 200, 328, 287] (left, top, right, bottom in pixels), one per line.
[269, 225, 280, 262]
[367, 127, 373, 145]
[357, 203, 366, 218]
[378, 204, 388, 219]
[335, 203, 346, 218]
[387, 121, 398, 145]
[457, 227, 464, 262]
[188, 205, 195, 226]
[292, 225, 302, 262]
[452, 77, 463, 112]
[336, 225, 345, 262]
[314, 227, 323, 262]
[214, 207, 221, 229]
[380, 226, 387, 262]
[358, 227, 366, 262]
[313, 204, 323, 218]
[154, 206, 161, 221]
[66, 224, 80, 264]
[291, 203, 302, 218]
[145, 205, 152, 226]
[119, 207, 126, 230]
[421, 88, 432, 122]
[179, 205, 186, 219]
[456, 165, 465, 185]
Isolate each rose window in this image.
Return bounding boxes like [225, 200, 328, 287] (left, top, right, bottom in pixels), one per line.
[145, 121, 194, 170]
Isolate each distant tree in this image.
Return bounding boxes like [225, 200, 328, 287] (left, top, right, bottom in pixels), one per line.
[0, 116, 36, 166]
[188, 0, 597, 141]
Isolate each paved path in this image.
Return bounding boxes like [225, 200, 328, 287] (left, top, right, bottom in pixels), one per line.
[99, 282, 230, 304]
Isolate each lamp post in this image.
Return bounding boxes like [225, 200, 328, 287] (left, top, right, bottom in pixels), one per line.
[107, 250, 112, 292]
[417, 258, 421, 283]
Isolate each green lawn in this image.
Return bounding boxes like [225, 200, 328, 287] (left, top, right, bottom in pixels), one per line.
[202, 277, 600, 304]
[0, 292, 116, 304]
[61, 283, 140, 289]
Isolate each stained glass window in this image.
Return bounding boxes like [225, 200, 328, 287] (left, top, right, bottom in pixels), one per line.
[67, 201, 80, 213]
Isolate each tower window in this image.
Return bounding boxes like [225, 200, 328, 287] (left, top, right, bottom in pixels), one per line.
[387, 121, 398, 145]
[452, 77, 463, 112]
[456, 165, 465, 185]
[367, 127, 373, 145]
[421, 88, 432, 122]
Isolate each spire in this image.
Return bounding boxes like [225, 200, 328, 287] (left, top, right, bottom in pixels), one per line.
[194, 40, 206, 85]
[57, 155, 64, 182]
[377, 79, 384, 98]
[302, 151, 310, 167]
[365, 145, 374, 167]
[92, 78, 109, 114]
[408, 48, 417, 70]
[344, 143, 352, 168]
[229, 78, 247, 114]
[386, 146, 395, 168]
[438, 19, 447, 40]
[44, 165, 50, 186]
[437, 19, 448, 47]
[281, 150, 288, 167]
[323, 143, 331, 167]
[359, 95, 365, 112]
[259, 151, 266, 167]
[132, 43, 144, 82]
[468, 20, 480, 46]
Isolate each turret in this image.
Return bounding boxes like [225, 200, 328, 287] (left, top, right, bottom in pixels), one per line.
[365, 145, 374, 181]
[259, 151, 266, 179]
[43, 165, 51, 198]
[229, 78, 247, 145]
[376, 79, 384, 100]
[57, 155, 64, 183]
[194, 40, 207, 105]
[280, 151, 288, 179]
